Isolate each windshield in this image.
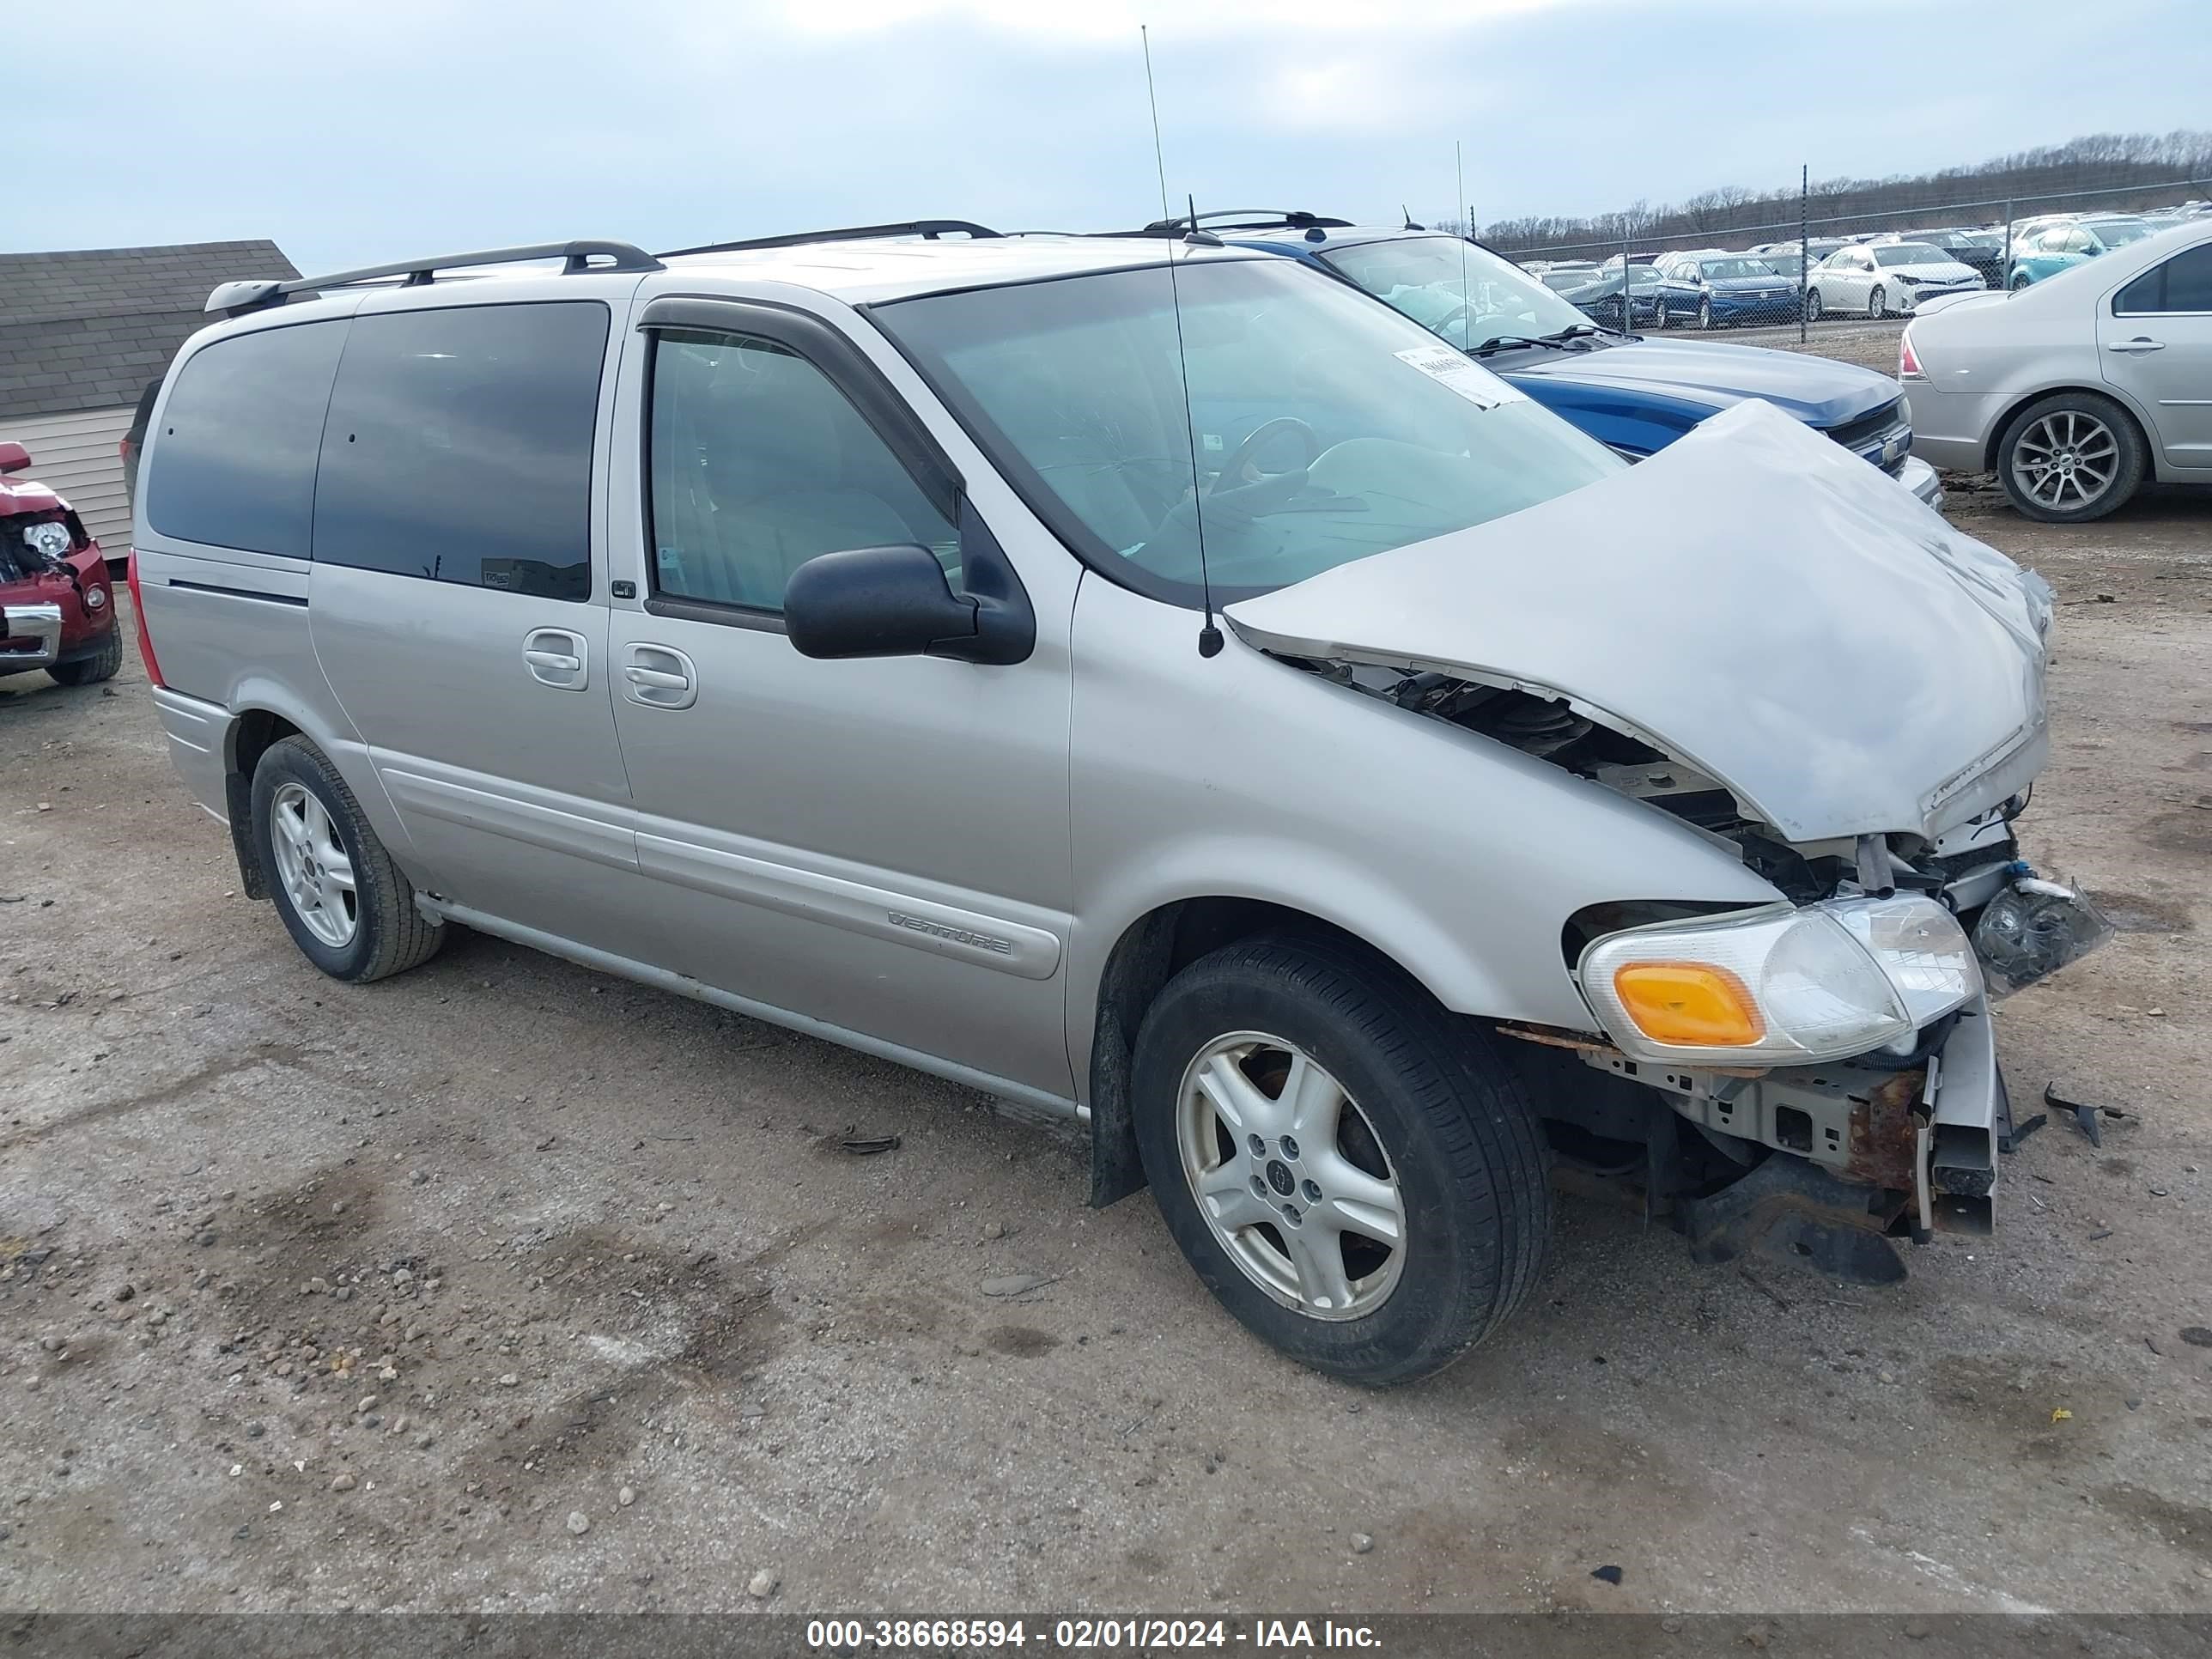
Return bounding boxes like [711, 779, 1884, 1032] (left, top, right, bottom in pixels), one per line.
[2086, 220, 2153, 246]
[1698, 258, 1779, 280]
[1875, 244, 1948, 267]
[872, 257, 1620, 604]
[1311, 235, 1591, 350]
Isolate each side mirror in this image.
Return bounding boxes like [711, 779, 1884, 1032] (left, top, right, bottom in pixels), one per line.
[785, 544, 971, 660]
[0, 441, 30, 474]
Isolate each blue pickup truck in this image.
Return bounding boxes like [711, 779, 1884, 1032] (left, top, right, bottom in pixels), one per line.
[1136, 213, 1941, 507]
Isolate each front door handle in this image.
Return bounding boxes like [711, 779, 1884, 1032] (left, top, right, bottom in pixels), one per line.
[623, 643, 697, 710]
[2106, 337, 2166, 352]
[523, 628, 589, 690]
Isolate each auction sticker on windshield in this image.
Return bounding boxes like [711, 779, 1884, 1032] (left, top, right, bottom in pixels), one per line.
[1394, 344, 1528, 409]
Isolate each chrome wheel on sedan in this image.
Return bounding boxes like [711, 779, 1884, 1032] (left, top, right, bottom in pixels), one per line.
[1996, 391, 2148, 525]
[1176, 1032, 1406, 1320]
[1868, 284, 1886, 319]
[269, 781, 358, 947]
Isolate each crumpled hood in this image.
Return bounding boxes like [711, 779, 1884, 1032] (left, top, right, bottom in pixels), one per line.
[1224, 399, 2051, 844]
[0, 477, 69, 518]
[1509, 337, 1897, 428]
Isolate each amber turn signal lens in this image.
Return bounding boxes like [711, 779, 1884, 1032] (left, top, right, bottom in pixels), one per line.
[1611, 962, 1765, 1048]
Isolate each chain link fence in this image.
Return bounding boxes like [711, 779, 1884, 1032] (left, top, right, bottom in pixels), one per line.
[1458, 173, 2209, 341]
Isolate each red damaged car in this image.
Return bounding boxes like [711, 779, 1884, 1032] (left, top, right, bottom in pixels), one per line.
[0, 441, 122, 689]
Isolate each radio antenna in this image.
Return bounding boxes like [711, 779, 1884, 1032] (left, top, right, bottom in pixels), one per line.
[1141, 26, 1223, 659]
[1455, 141, 1472, 351]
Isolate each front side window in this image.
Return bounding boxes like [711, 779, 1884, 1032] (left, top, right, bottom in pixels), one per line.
[872, 257, 1620, 605]
[645, 330, 960, 614]
[2115, 243, 2212, 313]
[312, 301, 609, 600]
[144, 319, 347, 556]
[1313, 236, 1593, 350]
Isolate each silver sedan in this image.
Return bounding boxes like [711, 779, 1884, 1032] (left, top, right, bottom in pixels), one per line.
[1902, 218, 2212, 521]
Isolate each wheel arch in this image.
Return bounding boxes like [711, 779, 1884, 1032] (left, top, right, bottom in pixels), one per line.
[221, 706, 308, 901]
[1083, 896, 1455, 1209]
[1981, 381, 2156, 475]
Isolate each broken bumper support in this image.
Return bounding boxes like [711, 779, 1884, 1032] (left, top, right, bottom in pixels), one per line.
[1565, 994, 2008, 1283]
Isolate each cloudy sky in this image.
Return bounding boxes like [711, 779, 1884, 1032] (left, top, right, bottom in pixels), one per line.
[15, 0, 2208, 270]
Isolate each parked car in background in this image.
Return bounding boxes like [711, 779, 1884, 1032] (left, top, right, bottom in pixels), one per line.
[1904, 217, 2211, 522]
[1557, 264, 1690, 331]
[2006, 217, 2158, 289]
[0, 441, 122, 688]
[1162, 215, 1936, 502]
[1539, 264, 1601, 293]
[1649, 252, 1801, 328]
[1752, 238, 1849, 271]
[1805, 242, 1985, 319]
[1905, 228, 2006, 288]
[137, 228, 2083, 1382]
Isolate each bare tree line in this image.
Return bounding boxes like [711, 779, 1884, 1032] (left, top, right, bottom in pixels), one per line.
[1443, 131, 2212, 256]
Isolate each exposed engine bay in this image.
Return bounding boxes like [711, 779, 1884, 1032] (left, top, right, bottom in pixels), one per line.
[1, 507, 82, 586]
[1319, 659, 2097, 969]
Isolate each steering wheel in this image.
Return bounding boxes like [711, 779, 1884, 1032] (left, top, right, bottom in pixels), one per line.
[1209, 416, 1321, 495]
[1429, 299, 1477, 343]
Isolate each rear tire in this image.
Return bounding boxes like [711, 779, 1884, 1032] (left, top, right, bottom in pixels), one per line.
[1131, 933, 1551, 1386]
[252, 735, 443, 983]
[1995, 390, 2147, 525]
[47, 626, 122, 687]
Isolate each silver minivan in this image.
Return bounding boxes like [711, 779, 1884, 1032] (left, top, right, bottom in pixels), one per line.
[132, 228, 2098, 1384]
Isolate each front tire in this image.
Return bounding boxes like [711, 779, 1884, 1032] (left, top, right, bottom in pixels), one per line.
[1131, 933, 1550, 1386]
[252, 735, 443, 982]
[1996, 391, 2147, 524]
[1804, 289, 1823, 324]
[1868, 284, 1887, 319]
[47, 626, 122, 687]
[1698, 297, 1714, 331]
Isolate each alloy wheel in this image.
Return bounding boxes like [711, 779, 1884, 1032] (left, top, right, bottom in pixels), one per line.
[270, 781, 359, 948]
[1175, 1032, 1407, 1321]
[2010, 410, 2120, 512]
[1869, 284, 1886, 319]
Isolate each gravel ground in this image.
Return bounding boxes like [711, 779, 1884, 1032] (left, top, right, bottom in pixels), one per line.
[3, 441, 2210, 1619]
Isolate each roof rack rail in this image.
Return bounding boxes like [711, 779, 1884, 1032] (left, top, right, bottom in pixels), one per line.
[1133, 209, 1355, 235]
[656, 220, 1004, 258]
[204, 240, 664, 318]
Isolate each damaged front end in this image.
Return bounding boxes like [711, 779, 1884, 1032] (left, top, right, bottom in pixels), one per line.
[1222, 400, 2110, 1283]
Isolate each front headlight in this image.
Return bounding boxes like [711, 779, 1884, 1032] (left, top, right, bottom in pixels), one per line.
[22, 521, 72, 560]
[1577, 895, 1978, 1066]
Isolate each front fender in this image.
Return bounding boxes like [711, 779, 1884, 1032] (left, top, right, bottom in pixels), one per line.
[1065, 576, 1780, 1098]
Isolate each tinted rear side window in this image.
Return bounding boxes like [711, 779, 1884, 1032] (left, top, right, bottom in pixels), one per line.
[312, 301, 609, 600]
[145, 320, 346, 556]
[2116, 244, 2212, 313]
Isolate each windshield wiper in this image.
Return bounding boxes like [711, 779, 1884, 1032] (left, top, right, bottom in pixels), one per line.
[1471, 325, 1603, 357]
